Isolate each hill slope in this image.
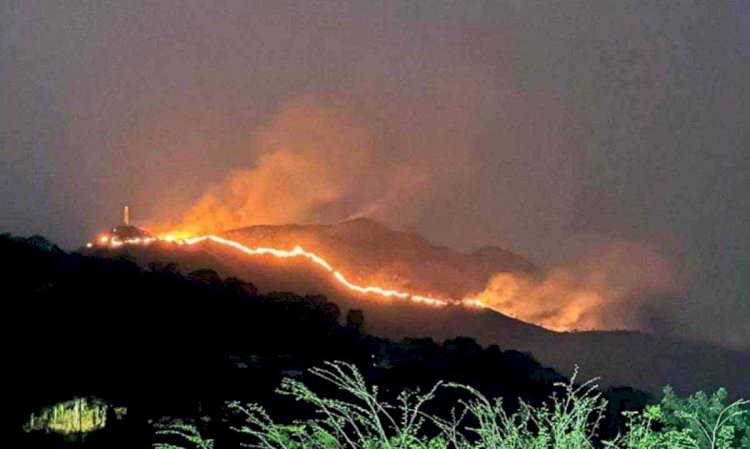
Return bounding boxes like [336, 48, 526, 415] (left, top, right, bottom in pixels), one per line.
[91, 219, 750, 397]
[224, 217, 538, 299]
[5, 233, 650, 445]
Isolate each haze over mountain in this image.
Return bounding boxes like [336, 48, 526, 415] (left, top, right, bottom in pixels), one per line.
[103, 219, 750, 397]
[4, 2, 749, 445]
[3, 1, 749, 352]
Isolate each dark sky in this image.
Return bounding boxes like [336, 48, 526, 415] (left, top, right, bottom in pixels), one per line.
[2, 1, 748, 349]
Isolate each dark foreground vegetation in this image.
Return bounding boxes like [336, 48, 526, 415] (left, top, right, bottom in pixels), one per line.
[155, 362, 749, 449]
[1, 234, 746, 448]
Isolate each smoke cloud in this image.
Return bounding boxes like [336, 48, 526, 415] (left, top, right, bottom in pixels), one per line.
[162, 79, 505, 237]
[473, 242, 679, 332]
[164, 97, 381, 235]
[169, 90, 677, 330]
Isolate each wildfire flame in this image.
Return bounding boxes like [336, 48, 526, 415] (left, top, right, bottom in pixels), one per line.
[87, 233, 484, 309]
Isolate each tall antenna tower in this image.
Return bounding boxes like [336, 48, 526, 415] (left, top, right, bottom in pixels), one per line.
[124, 205, 130, 226]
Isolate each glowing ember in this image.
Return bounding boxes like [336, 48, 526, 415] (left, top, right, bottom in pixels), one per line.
[89, 231, 485, 309]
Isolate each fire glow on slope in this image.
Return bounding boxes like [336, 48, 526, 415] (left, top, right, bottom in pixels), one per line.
[91, 233, 484, 309]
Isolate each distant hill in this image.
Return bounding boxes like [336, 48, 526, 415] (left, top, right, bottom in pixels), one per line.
[353, 302, 750, 398]
[112, 219, 750, 398]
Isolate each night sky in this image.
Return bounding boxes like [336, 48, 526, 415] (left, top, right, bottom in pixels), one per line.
[2, 1, 748, 349]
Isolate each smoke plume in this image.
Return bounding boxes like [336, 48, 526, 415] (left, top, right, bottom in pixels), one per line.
[159, 88, 685, 334]
[473, 242, 679, 331]
[168, 97, 380, 235]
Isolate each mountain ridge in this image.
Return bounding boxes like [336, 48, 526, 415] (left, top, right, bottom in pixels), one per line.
[74, 220, 750, 397]
[223, 217, 539, 299]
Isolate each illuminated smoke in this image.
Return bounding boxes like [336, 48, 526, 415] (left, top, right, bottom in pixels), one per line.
[155, 97, 387, 235]
[471, 242, 679, 331]
[149, 90, 681, 333]
[150, 82, 497, 239]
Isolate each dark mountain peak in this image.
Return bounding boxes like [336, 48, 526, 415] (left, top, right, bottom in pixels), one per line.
[334, 217, 405, 239]
[338, 216, 386, 229]
[224, 219, 538, 298]
[338, 218, 447, 247]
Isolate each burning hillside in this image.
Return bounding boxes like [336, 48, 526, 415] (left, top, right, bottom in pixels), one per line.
[87, 207, 676, 334]
[86, 211, 502, 308]
[77, 223, 749, 396]
[114, 96, 678, 334]
[221, 220, 677, 332]
[223, 218, 538, 299]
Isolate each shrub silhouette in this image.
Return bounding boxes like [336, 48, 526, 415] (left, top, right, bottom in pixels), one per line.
[153, 362, 749, 449]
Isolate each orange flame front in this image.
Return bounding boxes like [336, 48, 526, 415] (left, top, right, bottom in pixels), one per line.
[89, 233, 483, 309]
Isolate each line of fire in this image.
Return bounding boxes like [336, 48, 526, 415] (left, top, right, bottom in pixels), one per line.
[86, 206, 484, 309]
